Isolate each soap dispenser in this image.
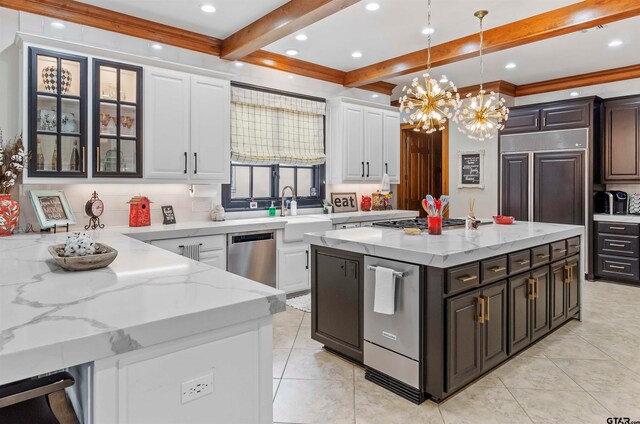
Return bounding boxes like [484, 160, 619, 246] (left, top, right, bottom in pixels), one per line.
[268, 201, 276, 217]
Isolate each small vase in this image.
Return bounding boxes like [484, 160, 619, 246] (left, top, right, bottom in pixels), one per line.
[0, 194, 20, 236]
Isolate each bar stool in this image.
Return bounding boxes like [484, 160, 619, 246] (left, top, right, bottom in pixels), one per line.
[0, 371, 80, 424]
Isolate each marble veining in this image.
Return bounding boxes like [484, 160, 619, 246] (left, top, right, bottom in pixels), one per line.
[304, 221, 584, 268]
[0, 231, 286, 385]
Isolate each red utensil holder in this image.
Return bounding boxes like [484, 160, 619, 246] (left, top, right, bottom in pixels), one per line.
[428, 216, 443, 235]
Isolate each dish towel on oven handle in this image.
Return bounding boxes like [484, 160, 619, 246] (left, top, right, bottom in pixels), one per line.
[374, 266, 396, 315]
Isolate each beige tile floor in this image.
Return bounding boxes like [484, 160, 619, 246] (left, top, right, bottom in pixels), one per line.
[272, 281, 640, 424]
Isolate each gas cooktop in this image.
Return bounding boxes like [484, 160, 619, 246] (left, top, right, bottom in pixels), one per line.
[373, 218, 476, 230]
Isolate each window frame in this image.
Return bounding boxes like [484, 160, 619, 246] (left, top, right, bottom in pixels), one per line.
[222, 82, 327, 212]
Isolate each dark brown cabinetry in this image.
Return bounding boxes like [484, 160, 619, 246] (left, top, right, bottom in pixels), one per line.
[533, 151, 585, 225]
[603, 96, 640, 182]
[508, 266, 550, 355]
[501, 99, 591, 135]
[502, 108, 540, 134]
[595, 221, 640, 283]
[311, 247, 364, 362]
[550, 261, 567, 328]
[501, 154, 529, 221]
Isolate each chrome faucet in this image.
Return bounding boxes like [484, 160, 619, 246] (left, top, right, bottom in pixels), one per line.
[281, 185, 297, 217]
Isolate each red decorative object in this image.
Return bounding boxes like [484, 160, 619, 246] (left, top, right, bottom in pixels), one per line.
[360, 195, 372, 211]
[493, 215, 515, 225]
[127, 196, 152, 227]
[0, 194, 20, 236]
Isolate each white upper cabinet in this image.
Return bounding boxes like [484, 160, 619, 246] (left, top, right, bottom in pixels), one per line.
[144, 68, 191, 180]
[328, 98, 400, 184]
[145, 68, 231, 183]
[190, 76, 230, 183]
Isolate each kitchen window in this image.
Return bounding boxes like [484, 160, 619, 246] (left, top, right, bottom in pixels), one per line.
[222, 83, 326, 211]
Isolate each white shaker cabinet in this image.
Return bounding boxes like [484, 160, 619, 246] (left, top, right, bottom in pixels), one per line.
[144, 68, 191, 180]
[383, 110, 401, 183]
[342, 104, 366, 180]
[364, 107, 384, 181]
[200, 249, 227, 270]
[277, 244, 310, 294]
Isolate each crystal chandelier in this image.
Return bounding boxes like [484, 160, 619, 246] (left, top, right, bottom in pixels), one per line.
[454, 10, 509, 141]
[399, 0, 459, 133]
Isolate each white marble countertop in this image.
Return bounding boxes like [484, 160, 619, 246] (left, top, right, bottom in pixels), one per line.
[593, 214, 640, 223]
[0, 231, 286, 385]
[304, 221, 584, 268]
[321, 210, 418, 224]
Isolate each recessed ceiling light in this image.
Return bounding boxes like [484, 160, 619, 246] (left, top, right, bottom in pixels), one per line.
[234, 61, 244, 67]
[505, 62, 517, 69]
[200, 4, 216, 13]
[570, 91, 580, 97]
[365, 2, 380, 11]
[151, 43, 163, 50]
[295, 34, 308, 41]
[440, 75, 449, 83]
[285, 49, 299, 56]
[421, 27, 435, 35]
[352, 51, 363, 58]
[371, 94, 379, 98]
[287, 75, 294, 79]
[50, 21, 65, 29]
[608, 39, 623, 47]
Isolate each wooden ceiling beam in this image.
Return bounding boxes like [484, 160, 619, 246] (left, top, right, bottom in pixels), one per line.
[221, 0, 361, 60]
[344, 0, 640, 87]
[0, 0, 222, 55]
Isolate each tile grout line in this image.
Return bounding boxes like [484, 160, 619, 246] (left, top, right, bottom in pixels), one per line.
[497, 376, 537, 424]
[273, 311, 304, 401]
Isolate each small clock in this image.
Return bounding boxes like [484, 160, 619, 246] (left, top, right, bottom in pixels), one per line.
[85, 191, 105, 230]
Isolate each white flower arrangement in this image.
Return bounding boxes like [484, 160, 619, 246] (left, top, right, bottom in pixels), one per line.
[0, 131, 27, 195]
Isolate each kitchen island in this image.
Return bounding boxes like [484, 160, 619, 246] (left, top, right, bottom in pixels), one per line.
[304, 221, 584, 403]
[0, 231, 285, 424]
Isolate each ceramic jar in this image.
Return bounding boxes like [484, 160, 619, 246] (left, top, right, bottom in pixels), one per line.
[0, 194, 20, 236]
[211, 204, 225, 221]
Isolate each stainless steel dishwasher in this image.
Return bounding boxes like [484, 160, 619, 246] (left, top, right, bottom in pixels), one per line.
[227, 230, 277, 287]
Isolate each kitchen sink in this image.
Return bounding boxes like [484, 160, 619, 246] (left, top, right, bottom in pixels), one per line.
[281, 216, 332, 242]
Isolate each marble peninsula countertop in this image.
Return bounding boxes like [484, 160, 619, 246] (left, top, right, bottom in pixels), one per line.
[593, 214, 640, 223]
[0, 231, 285, 386]
[304, 221, 584, 268]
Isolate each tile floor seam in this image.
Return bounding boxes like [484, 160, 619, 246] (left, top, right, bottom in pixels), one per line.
[500, 383, 537, 424]
[544, 355, 625, 401]
[574, 333, 618, 361]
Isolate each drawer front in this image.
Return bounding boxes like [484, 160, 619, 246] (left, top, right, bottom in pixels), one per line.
[597, 255, 640, 280]
[566, 237, 580, 256]
[481, 256, 508, 284]
[531, 244, 551, 267]
[508, 250, 531, 274]
[149, 234, 226, 253]
[597, 222, 640, 236]
[447, 263, 480, 295]
[597, 234, 640, 257]
[550, 240, 567, 260]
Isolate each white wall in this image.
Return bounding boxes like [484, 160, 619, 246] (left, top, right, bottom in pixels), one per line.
[0, 8, 19, 138]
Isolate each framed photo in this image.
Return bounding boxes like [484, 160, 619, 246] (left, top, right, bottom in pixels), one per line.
[458, 150, 485, 189]
[331, 192, 358, 213]
[29, 190, 76, 229]
[161, 205, 176, 225]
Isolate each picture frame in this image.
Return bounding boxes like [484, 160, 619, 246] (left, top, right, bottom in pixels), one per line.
[28, 189, 76, 229]
[330, 192, 358, 213]
[162, 205, 176, 225]
[458, 150, 485, 189]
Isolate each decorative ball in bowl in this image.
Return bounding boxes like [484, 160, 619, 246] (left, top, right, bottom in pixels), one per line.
[48, 232, 117, 271]
[493, 215, 515, 225]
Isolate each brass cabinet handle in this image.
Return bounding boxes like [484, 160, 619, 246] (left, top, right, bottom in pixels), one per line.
[517, 259, 530, 265]
[609, 264, 625, 270]
[528, 278, 536, 300]
[477, 297, 485, 324]
[569, 244, 579, 249]
[490, 266, 506, 273]
[553, 248, 567, 253]
[483, 295, 490, 321]
[609, 226, 626, 230]
[570, 264, 574, 282]
[536, 254, 550, 259]
[542, 116, 546, 126]
[535, 278, 539, 299]
[457, 275, 478, 282]
[564, 264, 571, 283]
[609, 243, 626, 248]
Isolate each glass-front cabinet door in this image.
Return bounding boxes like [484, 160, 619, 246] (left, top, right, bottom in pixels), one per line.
[93, 60, 142, 177]
[28, 48, 87, 177]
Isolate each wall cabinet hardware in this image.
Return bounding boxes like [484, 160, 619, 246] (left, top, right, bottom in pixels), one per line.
[361, 162, 365, 177]
[305, 250, 309, 270]
[183, 152, 188, 174]
[366, 162, 370, 178]
[193, 152, 198, 174]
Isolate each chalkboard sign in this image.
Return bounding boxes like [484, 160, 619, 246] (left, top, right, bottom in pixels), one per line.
[40, 196, 68, 220]
[162, 205, 176, 224]
[29, 190, 76, 229]
[458, 150, 485, 189]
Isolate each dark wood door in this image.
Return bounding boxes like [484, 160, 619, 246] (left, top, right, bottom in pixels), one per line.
[480, 281, 508, 371]
[566, 255, 580, 317]
[603, 97, 640, 182]
[550, 260, 567, 329]
[446, 290, 481, 391]
[501, 107, 540, 134]
[501, 153, 529, 220]
[312, 249, 363, 361]
[533, 151, 584, 225]
[541, 101, 590, 131]
[399, 129, 442, 217]
[508, 274, 531, 355]
[531, 266, 551, 341]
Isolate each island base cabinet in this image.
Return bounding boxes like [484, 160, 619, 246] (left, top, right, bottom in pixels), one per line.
[92, 318, 274, 424]
[446, 281, 507, 392]
[551, 255, 581, 327]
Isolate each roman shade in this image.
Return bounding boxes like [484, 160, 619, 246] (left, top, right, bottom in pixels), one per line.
[231, 85, 326, 166]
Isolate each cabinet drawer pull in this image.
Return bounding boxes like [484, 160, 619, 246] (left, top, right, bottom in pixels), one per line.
[516, 259, 530, 265]
[609, 243, 626, 248]
[457, 275, 477, 282]
[477, 297, 485, 324]
[609, 226, 626, 230]
[609, 264, 626, 270]
[553, 248, 567, 253]
[490, 266, 506, 273]
[569, 244, 579, 249]
[536, 254, 550, 259]
[527, 278, 536, 300]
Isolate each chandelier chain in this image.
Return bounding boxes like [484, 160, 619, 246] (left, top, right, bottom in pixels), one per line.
[479, 13, 484, 90]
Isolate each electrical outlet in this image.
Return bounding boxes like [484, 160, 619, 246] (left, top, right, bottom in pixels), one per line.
[181, 373, 214, 404]
[191, 200, 211, 212]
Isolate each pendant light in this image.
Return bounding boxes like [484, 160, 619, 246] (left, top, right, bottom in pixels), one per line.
[399, 0, 460, 133]
[454, 10, 509, 141]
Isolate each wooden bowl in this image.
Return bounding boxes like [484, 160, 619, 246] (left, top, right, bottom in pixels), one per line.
[493, 215, 515, 225]
[48, 243, 118, 271]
